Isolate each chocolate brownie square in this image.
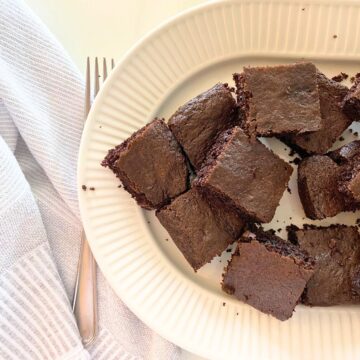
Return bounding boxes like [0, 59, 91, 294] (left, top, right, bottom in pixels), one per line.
[194, 127, 293, 223]
[234, 63, 322, 136]
[342, 74, 360, 121]
[288, 225, 360, 305]
[168, 83, 237, 170]
[285, 72, 351, 155]
[297, 155, 345, 219]
[156, 188, 245, 271]
[222, 230, 314, 321]
[102, 118, 188, 210]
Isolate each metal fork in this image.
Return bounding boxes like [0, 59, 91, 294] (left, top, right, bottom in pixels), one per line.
[73, 57, 115, 345]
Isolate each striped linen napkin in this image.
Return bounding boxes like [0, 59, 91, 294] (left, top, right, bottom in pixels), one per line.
[0, 0, 181, 359]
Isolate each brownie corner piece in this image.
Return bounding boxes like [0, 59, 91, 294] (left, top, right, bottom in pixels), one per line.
[285, 71, 351, 155]
[222, 230, 314, 321]
[101, 118, 188, 210]
[168, 83, 237, 170]
[287, 224, 360, 305]
[195, 126, 293, 223]
[297, 155, 345, 219]
[156, 188, 245, 271]
[234, 62, 322, 137]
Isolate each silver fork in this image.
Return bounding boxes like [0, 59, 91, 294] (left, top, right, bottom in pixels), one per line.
[73, 57, 115, 345]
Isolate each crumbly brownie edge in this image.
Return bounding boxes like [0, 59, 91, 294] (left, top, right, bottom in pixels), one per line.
[248, 228, 315, 270]
[221, 245, 240, 295]
[287, 223, 359, 244]
[101, 118, 164, 171]
[233, 73, 251, 133]
[297, 160, 322, 220]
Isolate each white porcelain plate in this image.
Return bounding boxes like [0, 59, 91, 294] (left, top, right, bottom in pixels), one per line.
[78, 1, 360, 358]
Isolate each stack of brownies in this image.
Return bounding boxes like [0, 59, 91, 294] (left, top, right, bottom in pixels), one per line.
[102, 62, 360, 321]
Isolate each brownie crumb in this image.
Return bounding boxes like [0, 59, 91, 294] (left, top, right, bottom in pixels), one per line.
[226, 249, 232, 253]
[81, 185, 87, 191]
[354, 132, 359, 137]
[287, 186, 292, 194]
[290, 157, 301, 165]
[289, 148, 296, 157]
[223, 302, 226, 306]
[89, 187, 95, 191]
[289, 217, 293, 220]
[118, 185, 122, 188]
[147, 221, 150, 224]
[351, 76, 356, 83]
[99, 125, 102, 128]
[339, 136, 345, 141]
[301, 7, 305, 11]
[356, 218, 360, 226]
[165, 238, 169, 241]
[333, 34, 338, 39]
[236, 312, 239, 315]
[332, 72, 348, 82]
[349, 129, 353, 133]
[277, 228, 282, 233]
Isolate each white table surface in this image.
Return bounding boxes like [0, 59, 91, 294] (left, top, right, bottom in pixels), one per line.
[24, 0, 208, 358]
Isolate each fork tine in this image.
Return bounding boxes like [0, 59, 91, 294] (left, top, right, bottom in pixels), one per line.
[103, 58, 108, 81]
[111, 59, 115, 69]
[84, 57, 91, 120]
[94, 57, 100, 97]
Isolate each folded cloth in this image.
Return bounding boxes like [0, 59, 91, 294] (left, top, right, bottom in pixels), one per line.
[0, 0, 181, 359]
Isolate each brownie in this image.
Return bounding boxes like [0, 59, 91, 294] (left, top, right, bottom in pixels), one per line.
[222, 230, 314, 321]
[329, 141, 360, 207]
[101, 118, 188, 210]
[194, 127, 293, 223]
[156, 188, 245, 271]
[285, 72, 351, 155]
[168, 83, 237, 170]
[234, 63, 322, 136]
[342, 74, 360, 121]
[344, 171, 360, 202]
[328, 140, 360, 164]
[297, 155, 345, 219]
[288, 225, 360, 306]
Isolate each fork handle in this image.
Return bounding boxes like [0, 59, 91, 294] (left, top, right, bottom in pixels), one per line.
[73, 231, 97, 345]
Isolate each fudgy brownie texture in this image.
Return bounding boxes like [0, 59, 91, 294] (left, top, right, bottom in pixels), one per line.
[285, 72, 351, 155]
[297, 155, 345, 219]
[156, 188, 245, 271]
[288, 224, 360, 306]
[194, 127, 293, 223]
[329, 140, 360, 208]
[342, 73, 360, 121]
[234, 63, 322, 137]
[222, 230, 314, 321]
[101, 118, 188, 210]
[168, 83, 237, 170]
